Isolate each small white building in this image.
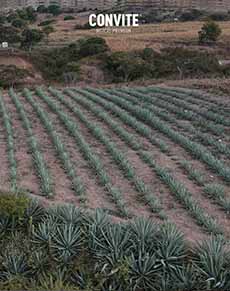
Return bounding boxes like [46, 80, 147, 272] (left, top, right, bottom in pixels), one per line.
[2, 42, 9, 48]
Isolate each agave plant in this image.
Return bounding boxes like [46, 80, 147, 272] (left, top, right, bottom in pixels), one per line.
[192, 236, 230, 290]
[170, 264, 197, 291]
[91, 223, 132, 272]
[155, 223, 186, 272]
[128, 252, 160, 291]
[84, 208, 110, 228]
[30, 250, 50, 277]
[24, 198, 45, 226]
[32, 218, 58, 251]
[2, 251, 31, 279]
[37, 268, 71, 291]
[0, 216, 11, 238]
[71, 270, 94, 290]
[48, 204, 82, 226]
[50, 223, 82, 264]
[129, 217, 159, 256]
[101, 277, 125, 291]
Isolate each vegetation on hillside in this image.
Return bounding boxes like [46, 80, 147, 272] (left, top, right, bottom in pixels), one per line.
[140, 8, 230, 24]
[104, 47, 224, 82]
[0, 65, 30, 88]
[30, 37, 109, 82]
[199, 20, 222, 43]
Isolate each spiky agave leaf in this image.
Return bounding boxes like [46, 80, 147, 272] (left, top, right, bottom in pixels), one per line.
[90, 224, 132, 271]
[129, 217, 159, 256]
[24, 198, 45, 225]
[37, 268, 71, 290]
[154, 271, 174, 291]
[30, 250, 50, 277]
[71, 270, 94, 290]
[101, 277, 125, 291]
[128, 252, 160, 291]
[85, 208, 111, 249]
[51, 223, 82, 264]
[170, 264, 197, 291]
[193, 236, 230, 290]
[91, 224, 132, 271]
[48, 204, 82, 226]
[32, 218, 58, 251]
[2, 251, 31, 279]
[0, 216, 11, 238]
[156, 223, 186, 271]
[84, 208, 110, 228]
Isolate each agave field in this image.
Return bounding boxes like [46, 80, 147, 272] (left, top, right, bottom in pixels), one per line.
[0, 86, 229, 238]
[0, 86, 230, 290]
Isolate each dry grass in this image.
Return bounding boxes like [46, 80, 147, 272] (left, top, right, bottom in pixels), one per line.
[49, 20, 230, 51]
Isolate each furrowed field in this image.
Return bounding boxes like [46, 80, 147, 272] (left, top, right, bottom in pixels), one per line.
[0, 86, 229, 242]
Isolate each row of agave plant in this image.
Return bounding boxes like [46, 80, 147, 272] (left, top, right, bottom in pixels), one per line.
[0, 193, 230, 291]
[47, 88, 163, 217]
[35, 87, 129, 218]
[8, 89, 53, 197]
[126, 87, 229, 154]
[88, 88, 230, 182]
[60, 88, 223, 232]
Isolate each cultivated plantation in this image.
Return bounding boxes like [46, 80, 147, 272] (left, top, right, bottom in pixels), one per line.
[1, 4, 230, 290]
[0, 86, 229, 241]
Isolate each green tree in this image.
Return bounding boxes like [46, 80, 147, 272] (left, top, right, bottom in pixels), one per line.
[0, 25, 21, 44]
[11, 18, 26, 29]
[25, 6, 37, 22]
[47, 4, 61, 16]
[21, 28, 44, 50]
[0, 15, 6, 24]
[198, 20, 222, 43]
[37, 5, 48, 13]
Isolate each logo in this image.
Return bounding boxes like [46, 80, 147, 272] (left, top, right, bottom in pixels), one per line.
[89, 13, 139, 28]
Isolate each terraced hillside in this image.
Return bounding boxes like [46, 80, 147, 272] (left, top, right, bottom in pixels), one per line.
[0, 86, 229, 241]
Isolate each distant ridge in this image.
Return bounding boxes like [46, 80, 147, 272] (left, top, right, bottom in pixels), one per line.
[2, 0, 230, 12]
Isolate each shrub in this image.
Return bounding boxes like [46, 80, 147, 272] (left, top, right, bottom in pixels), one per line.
[0, 192, 29, 219]
[0, 25, 21, 44]
[20, 28, 44, 50]
[104, 47, 221, 82]
[0, 15, 7, 24]
[0, 65, 30, 88]
[179, 9, 203, 21]
[42, 25, 54, 38]
[198, 20, 222, 43]
[11, 18, 26, 29]
[209, 12, 230, 21]
[75, 22, 93, 30]
[105, 51, 151, 82]
[47, 4, 61, 16]
[160, 47, 220, 77]
[36, 5, 48, 13]
[38, 19, 55, 26]
[79, 37, 109, 57]
[64, 15, 75, 21]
